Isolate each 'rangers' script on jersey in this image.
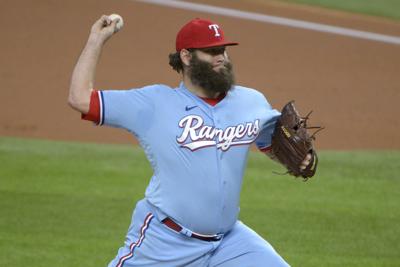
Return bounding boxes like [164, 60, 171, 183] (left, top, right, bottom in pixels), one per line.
[177, 115, 260, 151]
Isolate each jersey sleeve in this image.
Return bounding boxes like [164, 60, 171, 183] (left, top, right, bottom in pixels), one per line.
[254, 95, 281, 152]
[89, 85, 163, 136]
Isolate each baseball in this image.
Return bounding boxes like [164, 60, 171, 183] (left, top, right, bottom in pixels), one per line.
[108, 14, 124, 31]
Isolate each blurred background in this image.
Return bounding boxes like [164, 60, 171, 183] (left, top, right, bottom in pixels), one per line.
[1, 0, 400, 149]
[1, 1, 399, 267]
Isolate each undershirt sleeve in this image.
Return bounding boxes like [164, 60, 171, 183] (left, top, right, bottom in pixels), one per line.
[81, 90, 100, 124]
[258, 145, 272, 153]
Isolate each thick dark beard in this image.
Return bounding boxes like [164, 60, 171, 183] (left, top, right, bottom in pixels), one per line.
[188, 53, 235, 95]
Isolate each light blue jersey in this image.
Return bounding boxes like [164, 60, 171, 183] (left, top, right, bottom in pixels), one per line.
[99, 82, 280, 235]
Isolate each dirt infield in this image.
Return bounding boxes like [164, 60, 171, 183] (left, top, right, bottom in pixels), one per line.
[1, 0, 399, 149]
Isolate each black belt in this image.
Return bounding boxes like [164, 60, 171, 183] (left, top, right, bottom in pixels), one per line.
[162, 218, 222, 242]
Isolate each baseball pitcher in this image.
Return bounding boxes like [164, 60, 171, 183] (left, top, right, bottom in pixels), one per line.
[68, 15, 316, 267]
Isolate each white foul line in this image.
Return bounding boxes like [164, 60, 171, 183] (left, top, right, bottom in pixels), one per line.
[137, 0, 400, 46]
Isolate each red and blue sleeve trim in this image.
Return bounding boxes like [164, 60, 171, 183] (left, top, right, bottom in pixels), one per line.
[81, 90, 104, 125]
[99, 91, 104, 126]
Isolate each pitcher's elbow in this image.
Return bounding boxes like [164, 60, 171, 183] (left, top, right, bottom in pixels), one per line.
[68, 95, 88, 113]
[67, 95, 78, 110]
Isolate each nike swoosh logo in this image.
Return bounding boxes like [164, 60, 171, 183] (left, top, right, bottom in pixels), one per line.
[185, 105, 197, 111]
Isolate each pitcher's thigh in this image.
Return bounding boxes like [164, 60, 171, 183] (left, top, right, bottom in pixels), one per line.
[209, 221, 290, 267]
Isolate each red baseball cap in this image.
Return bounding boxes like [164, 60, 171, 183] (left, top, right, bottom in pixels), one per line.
[176, 18, 238, 52]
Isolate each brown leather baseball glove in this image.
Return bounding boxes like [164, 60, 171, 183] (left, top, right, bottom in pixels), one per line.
[271, 101, 323, 180]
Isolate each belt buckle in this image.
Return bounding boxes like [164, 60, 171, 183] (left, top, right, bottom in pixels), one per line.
[193, 232, 223, 242]
[214, 233, 223, 241]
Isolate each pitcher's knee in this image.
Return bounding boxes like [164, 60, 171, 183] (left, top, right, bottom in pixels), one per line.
[215, 250, 290, 267]
[252, 250, 290, 267]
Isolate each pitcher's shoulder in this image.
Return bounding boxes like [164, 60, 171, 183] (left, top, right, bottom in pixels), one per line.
[126, 84, 177, 97]
[231, 85, 268, 100]
[136, 84, 175, 92]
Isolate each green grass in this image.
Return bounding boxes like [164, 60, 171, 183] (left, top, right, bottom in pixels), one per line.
[1, 137, 399, 266]
[280, 0, 400, 20]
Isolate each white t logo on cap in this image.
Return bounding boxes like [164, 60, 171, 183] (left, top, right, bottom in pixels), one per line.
[208, 24, 221, 37]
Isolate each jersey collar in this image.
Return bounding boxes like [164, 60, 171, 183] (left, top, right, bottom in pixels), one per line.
[177, 82, 231, 108]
